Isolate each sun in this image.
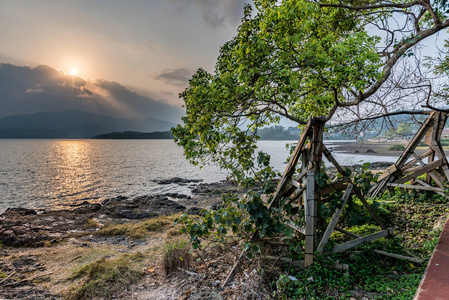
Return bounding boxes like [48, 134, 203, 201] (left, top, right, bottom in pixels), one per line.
[70, 68, 78, 76]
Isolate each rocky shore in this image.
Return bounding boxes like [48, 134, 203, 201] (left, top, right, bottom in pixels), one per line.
[0, 180, 242, 248]
[0, 179, 250, 299]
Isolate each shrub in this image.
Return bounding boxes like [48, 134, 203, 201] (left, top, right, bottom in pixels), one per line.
[388, 144, 406, 151]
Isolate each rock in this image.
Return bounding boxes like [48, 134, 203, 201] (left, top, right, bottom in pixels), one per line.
[2, 207, 37, 217]
[366, 148, 376, 153]
[72, 203, 102, 214]
[0, 224, 45, 247]
[186, 207, 203, 215]
[164, 193, 191, 199]
[101, 195, 186, 219]
[154, 177, 203, 185]
[111, 209, 158, 220]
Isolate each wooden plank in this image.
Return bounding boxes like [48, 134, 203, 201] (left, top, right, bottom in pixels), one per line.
[268, 119, 313, 210]
[332, 229, 393, 253]
[290, 179, 301, 188]
[373, 250, 423, 263]
[304, 170, 315, 267]
[285, 220, 306, 235]
[335, 226, 361, 239]
[378, 164, 398, 181]
[412, 152, 445, 187]
[426, 150, 435, 183]
[397, 112, 434, 168]
[290, 185, 306, 201]
[316, 180, 347, 197]
[353, 187, 387, 229]
[396, 160, 443, 184]
[402, 149, 433, 172]
[386, 183, 444, 192]
[415, 179, 449, 199]
[323, 146, 346, 176]
[317, 184, 354, 254]
[262, 256, 305, 269]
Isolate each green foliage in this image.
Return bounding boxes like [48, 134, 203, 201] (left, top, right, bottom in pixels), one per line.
[388, 144, 406, 151]
[172, 0, 382, 183]
[67, 254, 144, 300]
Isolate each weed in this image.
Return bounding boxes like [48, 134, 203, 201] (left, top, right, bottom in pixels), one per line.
[162, 238, 192, 275]
[0, 269, 7, 279]
[66, 253, 143, 300]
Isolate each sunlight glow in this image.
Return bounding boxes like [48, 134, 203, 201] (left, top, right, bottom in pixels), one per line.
[70, 68, 78, 75]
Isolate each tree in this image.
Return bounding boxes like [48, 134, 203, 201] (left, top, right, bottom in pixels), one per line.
[173, 0, 449, 183]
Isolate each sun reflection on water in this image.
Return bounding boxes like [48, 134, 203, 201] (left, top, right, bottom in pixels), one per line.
[49, 140, 97, 208]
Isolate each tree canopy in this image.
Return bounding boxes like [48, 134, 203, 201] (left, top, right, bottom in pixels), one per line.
[173, 0, 449, 182]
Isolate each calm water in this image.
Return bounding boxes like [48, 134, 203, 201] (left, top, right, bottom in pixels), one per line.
[0, 139, 399, 213]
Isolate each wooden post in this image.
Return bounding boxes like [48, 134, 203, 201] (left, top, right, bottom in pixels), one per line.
[304, 169, 316, 267]
[316, 184, 353, 254]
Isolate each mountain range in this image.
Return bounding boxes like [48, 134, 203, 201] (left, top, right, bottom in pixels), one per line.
[0, 110, 175, 138]
[0, 63, 186, 138]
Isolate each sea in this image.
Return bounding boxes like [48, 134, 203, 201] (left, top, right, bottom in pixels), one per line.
[0, 139, 400, 213]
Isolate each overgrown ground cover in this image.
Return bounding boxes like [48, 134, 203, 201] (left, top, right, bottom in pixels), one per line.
[271, 189, 449, 299]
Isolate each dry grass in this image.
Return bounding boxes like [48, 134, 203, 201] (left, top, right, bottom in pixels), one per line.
[66, 253, 144, 299]
[162, 238, 192, 275]
[84, 218, 99, 229]
[95, 215, 178, 239]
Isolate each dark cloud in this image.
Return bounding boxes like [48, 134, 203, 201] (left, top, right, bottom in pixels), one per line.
[155, 68, 191, 86]
[0, 63, 184, 123]
[174, 0, 248, 27]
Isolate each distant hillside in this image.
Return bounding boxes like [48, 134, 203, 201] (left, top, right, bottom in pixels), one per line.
[0, 110, 176, 138]
[93, 131, 173, 139]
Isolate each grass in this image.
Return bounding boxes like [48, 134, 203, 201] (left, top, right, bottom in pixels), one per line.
[96, 215, 176, 239]
[66, 253, 144, 300]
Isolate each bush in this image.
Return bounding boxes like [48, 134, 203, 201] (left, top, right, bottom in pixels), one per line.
[388, 144, 406, 151]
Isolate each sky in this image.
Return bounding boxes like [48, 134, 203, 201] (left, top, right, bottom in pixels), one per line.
[0, 0, 250, 108]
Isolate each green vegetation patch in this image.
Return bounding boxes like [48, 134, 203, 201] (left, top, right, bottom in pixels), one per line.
[388, 144, 406, 151]
[66, 253, 144, 300]
[274, 189, 449, 299]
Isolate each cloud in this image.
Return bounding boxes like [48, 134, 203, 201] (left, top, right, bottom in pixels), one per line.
[174, 0, 248, 27]
[0, 63, 185, 122]
[155, 68, 192, 86]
